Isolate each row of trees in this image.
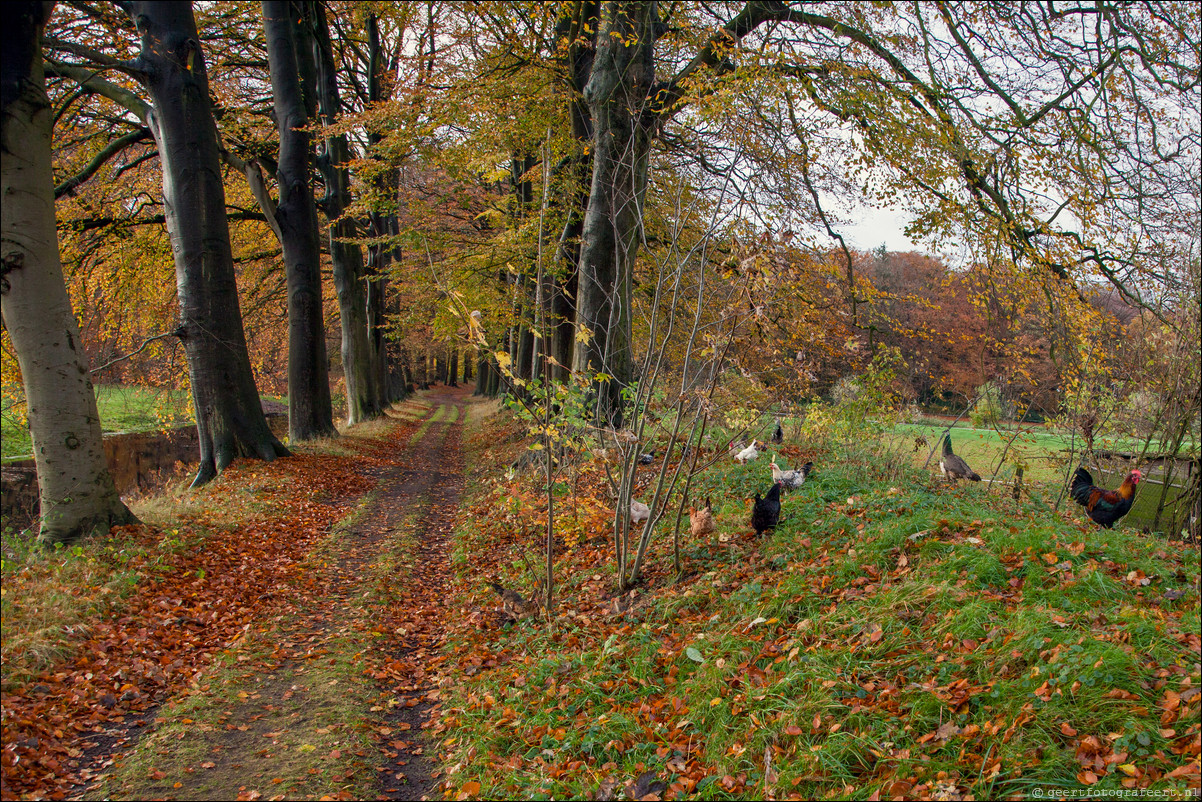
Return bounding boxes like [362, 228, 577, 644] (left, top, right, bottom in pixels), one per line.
[4, 1, 410, 542]
[3, 1, 1198, 547]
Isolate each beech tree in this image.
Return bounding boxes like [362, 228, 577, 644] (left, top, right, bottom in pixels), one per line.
[308, 0, 381, 425]
[46, 1, 289, 485]
[263, 0, 335, 441]
[535, 1, 1197, 424]
[1, 0, 136, 544]
[570, 1, 801, 424]
[548, 1, 598, 382]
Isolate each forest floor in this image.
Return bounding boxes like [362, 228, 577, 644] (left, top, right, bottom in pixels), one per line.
[1, 386, 476, 801]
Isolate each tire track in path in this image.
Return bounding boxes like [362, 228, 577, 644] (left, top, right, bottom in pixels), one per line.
[345, 386, 469, 801]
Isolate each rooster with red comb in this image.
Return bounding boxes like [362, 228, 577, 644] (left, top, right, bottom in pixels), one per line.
[1070, 467, 1142, 528]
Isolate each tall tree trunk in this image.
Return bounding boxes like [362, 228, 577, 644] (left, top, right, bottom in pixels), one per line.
[437, 351, 450, 384]
[365, 13, 399, 409]
[387, 347, 406, 399]
[474, 350, 488, 395]
[399, 347, 414, 393]
[463, 349, 473, 382]
[128, 1, 287, 485]
[1, 1, 136, 544]
[309, 0, 379, 425]
[263, 0, 335, 442]
[366, 272, 389, 404]
[516, 301, 536, 385]
[574, 1, 656, 427]
[551, 2, 598, 381]
[488, 357, 501, 396]
[510, 154, 537, 386]
[477, 350, 499, 397]
[448, 349, 459, 387]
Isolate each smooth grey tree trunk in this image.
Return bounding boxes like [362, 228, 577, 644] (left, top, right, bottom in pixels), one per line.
[1, 1, 136, 544]
[568, 2, 786, 421]
[127, 1, 287, 485]
[398, 347, 414, 393]
[416, 352, 428, 389]
[509, 155, 537, 387]
[474, 351, 490, 395]
[263, 0, 335, 442]
[573, 1, 656, 427]
[309, 0, 379, 426]
[550, 1, 598, 381]
[365, 13, 404, 408]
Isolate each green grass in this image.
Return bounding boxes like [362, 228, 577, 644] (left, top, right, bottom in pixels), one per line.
[439, 414, 1201, 801]
[891, 422, 1073, 483]
[90, 623, 379, 802]
[886, 423, 1195, 533]
[0, 527, 177, 691]
[1, 385, 293, 462]
[90, 474, 404, 800]
[2, 384, 194, 461]
[762, 405, 1193, 534]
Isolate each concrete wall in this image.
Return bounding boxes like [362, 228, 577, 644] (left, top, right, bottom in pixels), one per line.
[1, 414, 286, 533]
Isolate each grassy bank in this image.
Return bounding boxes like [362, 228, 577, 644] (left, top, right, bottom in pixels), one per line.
[437, 412, 1201, 800]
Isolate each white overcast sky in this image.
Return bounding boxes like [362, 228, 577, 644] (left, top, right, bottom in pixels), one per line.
[840, 205, 920, 253]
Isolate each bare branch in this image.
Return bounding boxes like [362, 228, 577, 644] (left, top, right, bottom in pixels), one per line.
[219, 148, 284, 244]
[44, 59, 150, 120]
[54, 127, 152, 197]
[90, 330, 180, 376]
[43, 35, 143, 78]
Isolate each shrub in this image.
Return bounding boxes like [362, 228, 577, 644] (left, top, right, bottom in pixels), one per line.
[970, 381, 1013, 427]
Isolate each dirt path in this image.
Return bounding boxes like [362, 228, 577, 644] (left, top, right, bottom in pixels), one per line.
[351, 386, 468, 800]
[76, 387, 471, 801]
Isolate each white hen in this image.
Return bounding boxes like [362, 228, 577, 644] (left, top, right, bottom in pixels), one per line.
[734, 440, 761, 463]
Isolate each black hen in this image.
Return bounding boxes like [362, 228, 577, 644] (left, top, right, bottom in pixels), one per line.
[940, 435, 981, 482]
[771, 421, 784, 444]
[638, 451, 654, 465]
[751, 483, 782, 536]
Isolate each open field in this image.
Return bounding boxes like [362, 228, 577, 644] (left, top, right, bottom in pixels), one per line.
[0, 385, 291, 461]
[1, 385, 193, 461]
[888, 423, 1196, 534]
[2, 393, 1197, 800]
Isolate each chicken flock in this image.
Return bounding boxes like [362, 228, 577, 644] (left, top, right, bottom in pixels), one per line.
[491, 424, 1146, 619]
[662, 430, 1140, 540]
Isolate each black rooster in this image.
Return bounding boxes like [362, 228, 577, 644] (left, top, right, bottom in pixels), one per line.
[1070, 466, 1142, 529]
[751, 483, 782, 536]
[771, 420, 784, 444]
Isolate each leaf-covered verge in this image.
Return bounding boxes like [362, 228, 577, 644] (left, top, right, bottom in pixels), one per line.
[436, 409, 1201, 800]
[0, 396, 442, 801]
